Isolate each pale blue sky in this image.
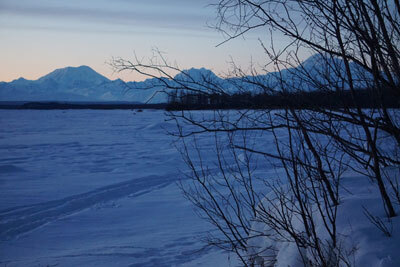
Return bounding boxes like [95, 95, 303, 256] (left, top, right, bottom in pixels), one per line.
[0, 0, 267, 82]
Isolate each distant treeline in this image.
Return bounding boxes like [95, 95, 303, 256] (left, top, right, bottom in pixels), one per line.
[1, 88, 398, 110]
[0, 102, 167, 110]
[166, 88, 400, 110]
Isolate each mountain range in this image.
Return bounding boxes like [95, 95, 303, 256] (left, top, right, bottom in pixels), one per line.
[0, 55, 368, 103]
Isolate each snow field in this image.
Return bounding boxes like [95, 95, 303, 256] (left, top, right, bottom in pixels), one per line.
[1, 109, 399, 266]
[0, 110, 232, 266]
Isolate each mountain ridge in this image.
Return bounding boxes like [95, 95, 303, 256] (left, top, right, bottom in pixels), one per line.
[0, 55, 368, 103]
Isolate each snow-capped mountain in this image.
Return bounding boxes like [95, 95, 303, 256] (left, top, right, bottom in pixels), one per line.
[0, 55, 370, 103]
[174, 67, 220, 83]
[0, 65, 227, 103]
[232, 53, 370, 94]
[37, 65, 110, 90]
[279, 54, 370, 91]
[0, 66, 136, 102]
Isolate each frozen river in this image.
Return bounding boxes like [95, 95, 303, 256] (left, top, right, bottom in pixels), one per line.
[0, 110, 231, 266]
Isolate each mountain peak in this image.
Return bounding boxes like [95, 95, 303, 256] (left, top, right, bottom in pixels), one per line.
[38, 65, 110, 89]
[13, 77, 29, 82]
[301, 53, 345, 70]
[174, 67, 219, 82]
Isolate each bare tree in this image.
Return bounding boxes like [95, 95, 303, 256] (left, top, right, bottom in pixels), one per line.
[112, 0, 400, 265]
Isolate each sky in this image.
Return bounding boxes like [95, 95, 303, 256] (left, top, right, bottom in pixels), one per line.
[0, 0, 268, 82]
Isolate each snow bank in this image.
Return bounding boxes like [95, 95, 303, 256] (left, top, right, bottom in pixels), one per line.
[248, 167, 400, 266]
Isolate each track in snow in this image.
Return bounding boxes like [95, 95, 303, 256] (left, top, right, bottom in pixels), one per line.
[0, 174, 176, 241]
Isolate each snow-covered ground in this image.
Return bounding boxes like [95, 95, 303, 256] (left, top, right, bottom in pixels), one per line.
[0, 110, 233, 266]
[1, 109, 399, 267]
[247, 171, 400, 266]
